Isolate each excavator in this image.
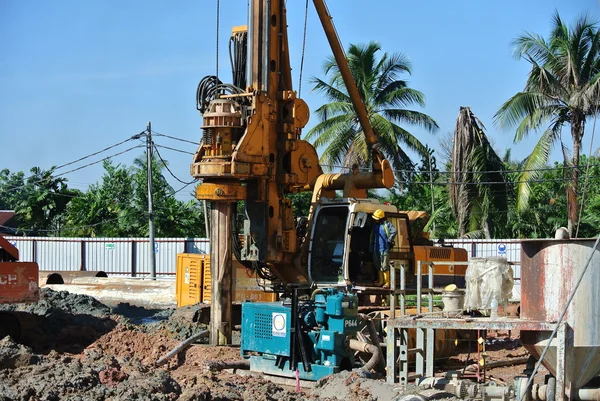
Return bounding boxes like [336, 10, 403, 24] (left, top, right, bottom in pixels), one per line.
[190, 0, 463, 380]
[0, 234, 39, 339]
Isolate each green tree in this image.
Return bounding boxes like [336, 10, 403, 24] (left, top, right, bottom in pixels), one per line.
[0, 169, 26, 210]
[495, 12, 600, 235]
[450, 107, 508, 238]
[64, 160, 138, 237]
[306, 41, 438, 175]
[383, 151, 458, 240]
[14, 167, 78, 235]
[65, 156, 205, 238]
[131, 153, 204, 238]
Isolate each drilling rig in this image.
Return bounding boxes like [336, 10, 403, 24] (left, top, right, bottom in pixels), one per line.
[190, 0, 461, 379]
[191, 0, 399, 346]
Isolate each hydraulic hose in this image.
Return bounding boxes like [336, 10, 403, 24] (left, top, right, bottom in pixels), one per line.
[349, 339, 381, 372]
[359, 313, 385, 371]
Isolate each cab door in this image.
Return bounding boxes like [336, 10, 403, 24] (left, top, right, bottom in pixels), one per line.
[385, 212, 415, 282]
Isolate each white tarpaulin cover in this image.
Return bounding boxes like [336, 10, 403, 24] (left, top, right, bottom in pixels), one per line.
[464, 256, 514, 310]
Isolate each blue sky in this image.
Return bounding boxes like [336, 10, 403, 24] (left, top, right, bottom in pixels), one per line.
[1, 0, 597, 200]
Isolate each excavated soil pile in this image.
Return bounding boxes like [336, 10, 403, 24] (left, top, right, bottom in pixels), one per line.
[0, 290, 532, 400]
[0, 288, 115, 353]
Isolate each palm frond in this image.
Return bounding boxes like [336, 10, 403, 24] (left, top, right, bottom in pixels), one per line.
[494, 91, 560, 132]
[513, 105, 564, 141]
[382, 108, 439, 133]
[516, 123, 562, 212]
[305, 113, 354, 143]
[309, 77, 349, 103]
[377, 87, 426, 109]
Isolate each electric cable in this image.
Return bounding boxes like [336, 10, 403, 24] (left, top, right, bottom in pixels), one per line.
[5, 144, 144, 193]
[154, 144, 196, 156]
[320, 162, 600, 175]
[0, 217, 122, 234]
[215, 0, 220, 81]
[54, 135, 141, 173]
[298, 0, 309, 98]
[152, 144, 198, 185]
[58, 145, 144, 176]
[152, 130, 200, 146]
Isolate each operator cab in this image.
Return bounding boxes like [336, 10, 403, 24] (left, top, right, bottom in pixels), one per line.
[308, 199, 414, 288]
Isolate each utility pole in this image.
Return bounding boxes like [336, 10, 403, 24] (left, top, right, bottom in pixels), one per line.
[428, 152, 436, 235]
[146, 121, 157, 279]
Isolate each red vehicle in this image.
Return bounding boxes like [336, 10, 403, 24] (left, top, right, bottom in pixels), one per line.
[0, 234, 39, 338]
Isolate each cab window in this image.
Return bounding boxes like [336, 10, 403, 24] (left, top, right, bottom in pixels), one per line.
[309, 207, 348, 283]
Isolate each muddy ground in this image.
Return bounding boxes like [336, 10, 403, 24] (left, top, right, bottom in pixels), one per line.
[0, 289, 536, 401]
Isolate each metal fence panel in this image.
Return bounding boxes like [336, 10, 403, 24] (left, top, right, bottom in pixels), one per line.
[86, 239, 133, 275]
[155, 239, 186, 275]
[185, 239, 210, 254]
[6, 236, 527, 283]
[5, 237, 34, 262]
[35, 238, 81, 271]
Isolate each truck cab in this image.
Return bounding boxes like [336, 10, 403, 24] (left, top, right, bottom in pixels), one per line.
[308, 199, 413, 288]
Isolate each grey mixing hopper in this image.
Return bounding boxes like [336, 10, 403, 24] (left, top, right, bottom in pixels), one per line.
[520, 239, 600, 389]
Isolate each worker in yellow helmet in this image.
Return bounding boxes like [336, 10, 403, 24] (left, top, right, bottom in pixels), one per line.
[371, 209, 397, 287]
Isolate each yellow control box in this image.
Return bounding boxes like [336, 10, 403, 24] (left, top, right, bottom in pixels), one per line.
[176, 253, 277, 307]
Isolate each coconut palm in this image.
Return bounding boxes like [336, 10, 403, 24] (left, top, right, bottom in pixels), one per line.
[450, 107, 508, 238]
[306, 42, 438, 176]
[495, 12, 600, 235]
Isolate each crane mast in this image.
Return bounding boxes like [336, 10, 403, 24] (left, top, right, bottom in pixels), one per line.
[191, 0, 393, 345]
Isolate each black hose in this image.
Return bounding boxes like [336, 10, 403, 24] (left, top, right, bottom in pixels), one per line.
[349, 339, 382, 372]
[195, 75, 246, 113]
[229, 31, 247, 89]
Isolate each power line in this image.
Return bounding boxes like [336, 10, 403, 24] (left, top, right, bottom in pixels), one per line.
[320, 162, 600, 176]
[0, 217, 122, 234]
[394, 175, 600, 186]
[151, 130, 200, 146]
[154, 143, 196, 156]
[171, 181, 197, 196]
[57, 145, 144, 176]
[4, 136, 145, 192]
[152, 144, 198, 185]
[54, 134, 141, 173]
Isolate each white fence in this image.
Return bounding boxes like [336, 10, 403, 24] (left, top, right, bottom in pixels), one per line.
[5, 237, 210, 277]
[6, 236, 523, 278]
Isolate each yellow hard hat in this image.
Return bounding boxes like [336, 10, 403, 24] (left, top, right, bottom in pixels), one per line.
[373, 209, 385, 220]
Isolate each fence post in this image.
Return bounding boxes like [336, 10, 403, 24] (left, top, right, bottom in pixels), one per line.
[131, 240, 137, 277]
[80, 240, 86, 271]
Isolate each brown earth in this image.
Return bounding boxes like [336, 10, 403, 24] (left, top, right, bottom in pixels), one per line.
[0, 289, 542, 401]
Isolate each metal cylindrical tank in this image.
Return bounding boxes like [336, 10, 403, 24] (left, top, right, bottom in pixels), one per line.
[520, 239, 600, 388]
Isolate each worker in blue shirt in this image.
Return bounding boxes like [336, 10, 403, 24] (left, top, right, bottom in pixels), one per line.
[371, 209, 397, 287]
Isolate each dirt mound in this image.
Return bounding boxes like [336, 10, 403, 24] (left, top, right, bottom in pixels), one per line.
[0, 288, 112, 317]
[0, 348, 181, 400]
[311, 370, 402, 401]
[92, 325, 180, 366]
[178, 372, 308, 401]
[0, 336, 35, 369]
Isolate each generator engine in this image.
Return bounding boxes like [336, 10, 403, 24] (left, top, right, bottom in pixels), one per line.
[240, 288, 376, 381]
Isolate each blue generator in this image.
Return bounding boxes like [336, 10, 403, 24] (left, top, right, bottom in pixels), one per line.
[240, 288, 363, 381]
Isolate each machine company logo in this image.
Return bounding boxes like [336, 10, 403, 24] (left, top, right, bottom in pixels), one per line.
[272, 312, 287, 337]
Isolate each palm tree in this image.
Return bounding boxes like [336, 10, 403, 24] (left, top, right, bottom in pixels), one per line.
[450, 107, 508, 238]
[306, 42, 438, 176]
[495, 12, 600, 235]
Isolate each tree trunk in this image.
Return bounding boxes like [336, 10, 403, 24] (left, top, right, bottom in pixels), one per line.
[567, 117, 584, 237]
